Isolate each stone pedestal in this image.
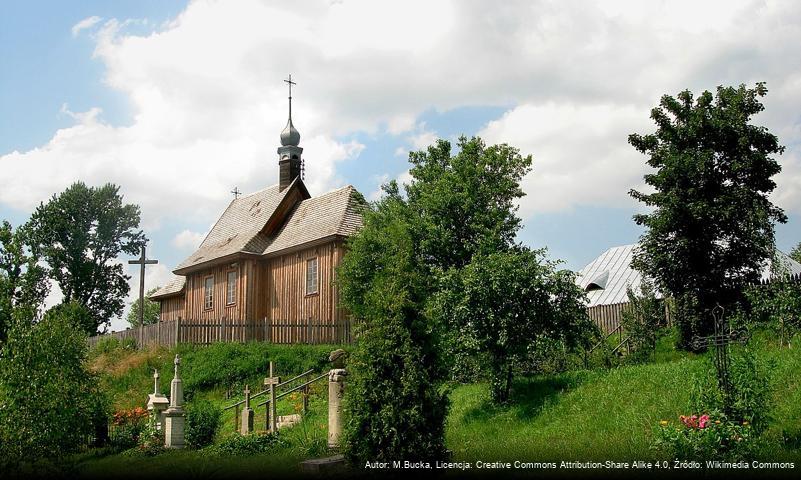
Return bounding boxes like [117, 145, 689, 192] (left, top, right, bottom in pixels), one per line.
[164, 409, 185, 449]
[241, 407, 254, 435]
[164, 354, 185, 449]
[147, 393, 170, 431]
[327, 368, 347, 448]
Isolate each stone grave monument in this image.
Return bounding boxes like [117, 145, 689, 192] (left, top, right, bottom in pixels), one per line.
[146, 369, 170, 431]
[163, 354, 186, 448]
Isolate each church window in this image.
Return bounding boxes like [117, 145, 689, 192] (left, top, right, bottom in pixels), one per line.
[226, 270, 237, 305]
[204, 276, 214, 310]
[306, 257, 318, 295]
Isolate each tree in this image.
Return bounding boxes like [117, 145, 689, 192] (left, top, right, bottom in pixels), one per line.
[0, 221, 49, 343]
[339, 185, 449, 464]
[789, 242, 801, 265]
[434, 248, 592, 403]
[629, 83, 786, 348]
[26, 182, 145, 334]
[406, 137, 532, 270]
[0, 301, 103, 471]
[620, 279, 666, 362]
[126, 287, 161, 327]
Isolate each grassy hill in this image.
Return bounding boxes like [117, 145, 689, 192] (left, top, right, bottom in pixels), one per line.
[75, 332, 801, 477]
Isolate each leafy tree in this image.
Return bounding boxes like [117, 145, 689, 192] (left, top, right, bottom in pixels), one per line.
[339, 184, 449, 464]
[0, 301, 104, 471]
[629, 83, 786, 348]
[406, 137, 532, 270]
[0, 221, 49, 343]
[26, 182, 146, 334]
[126, 287, 161, 327]
[434, 249, 592, 403]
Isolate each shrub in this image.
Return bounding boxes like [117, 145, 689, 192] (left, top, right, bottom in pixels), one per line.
[211, 432, 286, 455]
[0, 304, 97, 470]
[185, 399, 222, 449]
[109, 407, 149, 450]
[620, 279, 667, 362]
[653, 412, 756, 460]
[132, 415, 165, 457]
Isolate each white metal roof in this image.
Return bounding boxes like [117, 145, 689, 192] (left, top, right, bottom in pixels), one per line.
[576, 243, 801, 307]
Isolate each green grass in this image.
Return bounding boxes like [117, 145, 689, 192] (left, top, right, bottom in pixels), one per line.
[73, 333, 801, 477]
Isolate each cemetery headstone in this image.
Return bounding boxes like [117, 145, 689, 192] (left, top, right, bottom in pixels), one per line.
[241, 384, 254, 435]
[146, 368, 170, 431]
[264, 362, 280, 432]
[164, 354, 186, 448]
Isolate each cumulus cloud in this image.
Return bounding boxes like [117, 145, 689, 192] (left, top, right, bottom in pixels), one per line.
[71, 15, 102, 37]
[4, 0, 801, 238]
[172, 229, 207, 251]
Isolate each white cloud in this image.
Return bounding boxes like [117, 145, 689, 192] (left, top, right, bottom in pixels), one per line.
[172, 229, 207, 251]
[71, 15, 102, 37]
[4, 0, 801, 238]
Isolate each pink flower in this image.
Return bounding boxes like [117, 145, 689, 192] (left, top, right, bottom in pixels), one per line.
[698, 415, 710, 429]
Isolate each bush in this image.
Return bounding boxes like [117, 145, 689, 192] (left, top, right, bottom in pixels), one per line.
[211, 432, 286, 455]
[653, 412, 757, 460]
[185, 399, 222, 449]
[621, 280, 667, 363]
[0, 304, 97, 470]
[109, 407, 149, 450]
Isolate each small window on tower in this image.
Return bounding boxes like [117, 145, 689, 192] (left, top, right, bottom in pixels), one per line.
[204, 276, 214, 310]
[226, 270, 237, 305]
[306, 257, 318, 295]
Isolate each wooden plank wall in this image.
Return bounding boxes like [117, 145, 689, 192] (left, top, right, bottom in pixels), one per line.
[268, 242, 344, 328]
[159, 296, 184, 322]
[587, 301, 673, 334]
[183, 260, 257, 323]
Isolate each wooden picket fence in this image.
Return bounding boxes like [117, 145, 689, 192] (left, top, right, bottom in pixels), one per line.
[88, 317, 355, 349]
[586, 301, 673, 334]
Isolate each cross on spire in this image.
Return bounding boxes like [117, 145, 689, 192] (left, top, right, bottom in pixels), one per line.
[231, 186, 241, 199]
[284, 74, 296, 120]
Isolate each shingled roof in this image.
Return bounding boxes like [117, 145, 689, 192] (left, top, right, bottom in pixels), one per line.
[149, 275, 186, 299]
[263, 185, 364, 255]
[173, 179, 364, 274]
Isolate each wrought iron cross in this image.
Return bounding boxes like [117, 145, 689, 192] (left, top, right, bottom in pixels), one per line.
[284, 74, 296, 119]
[128, 244, 158, 345]
[231, 186, 241, 199]
[691, 305, 749, 409]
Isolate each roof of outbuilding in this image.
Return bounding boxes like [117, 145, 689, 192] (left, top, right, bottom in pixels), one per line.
[149, 275, 186, 299]
[577, 243, 801, 307]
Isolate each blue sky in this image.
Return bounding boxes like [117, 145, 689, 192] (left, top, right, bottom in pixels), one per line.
[2, 0, 801, 330]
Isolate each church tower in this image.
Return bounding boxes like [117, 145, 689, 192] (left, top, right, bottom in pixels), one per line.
[278, 74, 303, 191]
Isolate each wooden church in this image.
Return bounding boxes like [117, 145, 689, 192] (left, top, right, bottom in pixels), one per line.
[149, 81, 365, 342]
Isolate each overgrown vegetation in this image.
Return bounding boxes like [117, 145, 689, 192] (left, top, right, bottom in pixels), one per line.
[620, 280, 667, 363]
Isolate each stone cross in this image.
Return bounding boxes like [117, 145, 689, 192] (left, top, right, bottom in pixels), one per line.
[128, 244, 158, 347]
[691, 305, 749, 410]
[164, 354, 185, 448]
[153, 369, 160, 395]
[264, 361, 280, 432]
[241, 384, 254, 435]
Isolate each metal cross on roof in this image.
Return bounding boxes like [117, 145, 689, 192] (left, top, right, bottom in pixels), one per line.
[691, 304, 749, 411]
[231, 186, 241, 199]
[284, 74, 296, 119]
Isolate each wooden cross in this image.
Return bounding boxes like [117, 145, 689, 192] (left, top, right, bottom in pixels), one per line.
[264, 361, 280, 432]
[691, 305, 749, 409]
[231, 186, 241, 199]
[128, 244, 158, 346]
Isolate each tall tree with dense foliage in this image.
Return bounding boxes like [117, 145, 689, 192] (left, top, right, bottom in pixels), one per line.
[339, 184, 449, 464]
[126, 287, 161, 327]
[0, 221, 49, 343]
[434, 248, 592, 403]
[0, 301, 103, 471]
[26, 182, 146, 334]
[629, 83, 786, 348]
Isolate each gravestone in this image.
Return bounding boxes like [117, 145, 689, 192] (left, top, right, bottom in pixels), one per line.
[164, 354, 186, 448]
[240, 385, 254, 435]
[327, 349, 349, 448]
[146, 369, 170, 431]
[691, 305, 749, 412]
